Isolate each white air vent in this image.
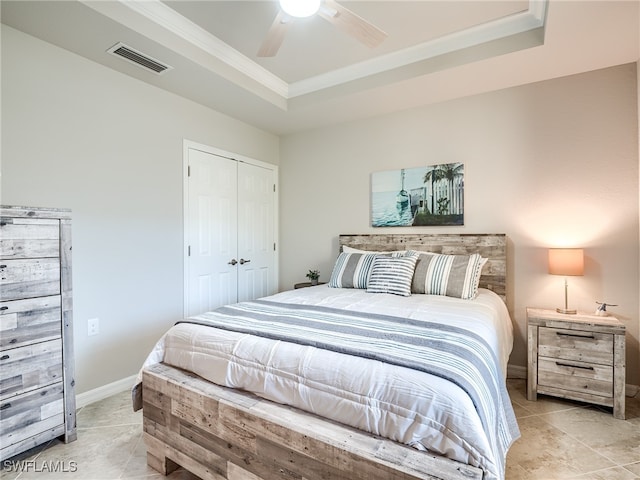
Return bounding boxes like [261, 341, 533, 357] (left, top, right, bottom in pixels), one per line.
[107, 42, 173, 75]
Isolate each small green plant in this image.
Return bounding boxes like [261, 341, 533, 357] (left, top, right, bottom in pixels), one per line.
[306, 269, 320, 281]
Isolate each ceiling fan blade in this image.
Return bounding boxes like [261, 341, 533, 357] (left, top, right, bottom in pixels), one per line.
[318, 0, 387, 49]
[257, 10, 291, 57]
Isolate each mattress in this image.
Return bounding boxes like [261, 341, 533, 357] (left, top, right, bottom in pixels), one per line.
[135, 286, 517, 480]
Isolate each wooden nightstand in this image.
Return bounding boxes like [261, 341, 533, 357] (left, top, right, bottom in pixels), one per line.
[527, 308, 626, 419]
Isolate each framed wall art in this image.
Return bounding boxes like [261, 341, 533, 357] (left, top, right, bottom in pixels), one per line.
[371, 163, 464, 227]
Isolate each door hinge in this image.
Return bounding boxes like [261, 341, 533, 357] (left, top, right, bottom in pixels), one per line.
[273, 184, 276, 193]
[188, 165, 191, 177]
[188, 245, 191, 256]
[273, 242, 276, 251]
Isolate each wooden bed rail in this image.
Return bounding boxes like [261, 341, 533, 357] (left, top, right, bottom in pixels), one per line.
[142, 363, 483, 480]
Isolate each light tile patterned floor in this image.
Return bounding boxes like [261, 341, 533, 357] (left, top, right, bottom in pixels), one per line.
[1, 380, 638, 479]
[506, 380, 640, 479]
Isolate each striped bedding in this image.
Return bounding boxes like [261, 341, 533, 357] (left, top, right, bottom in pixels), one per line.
[134, 287, 519, 480]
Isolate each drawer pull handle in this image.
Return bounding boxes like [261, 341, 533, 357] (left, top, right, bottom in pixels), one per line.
[0, 403, 10, 410]
[0, 355, 9, 360]
[556, 362, 594, 371]
[0, 306, 8, 311]
[556, 332, 595, 340]
[0, 265, 6, 269]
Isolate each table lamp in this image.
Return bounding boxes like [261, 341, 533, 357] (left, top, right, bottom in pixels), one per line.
[548, 248, 584, 314]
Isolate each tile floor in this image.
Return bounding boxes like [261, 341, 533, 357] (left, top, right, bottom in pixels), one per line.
[1, 379, 639, 479]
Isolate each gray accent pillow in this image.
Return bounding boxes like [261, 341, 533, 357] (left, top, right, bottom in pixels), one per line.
[411, 252, 485, 299]
[366, 254, 419, 297]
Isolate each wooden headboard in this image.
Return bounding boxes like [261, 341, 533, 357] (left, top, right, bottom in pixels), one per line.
[339, 233, 507, 303]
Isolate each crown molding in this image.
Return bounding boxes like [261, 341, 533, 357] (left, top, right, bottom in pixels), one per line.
[80, 0, 289, 108]
[81, 0, 547, 107]
[289, 0, 547, 97]
[120, 0, 289, 98]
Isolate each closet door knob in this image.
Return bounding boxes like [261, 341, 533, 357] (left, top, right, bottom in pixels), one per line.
[239, 258, 251, 265]
[228, 259, 238, 266]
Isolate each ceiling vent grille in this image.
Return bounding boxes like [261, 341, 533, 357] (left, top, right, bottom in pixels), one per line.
[107, 42, 173, 75]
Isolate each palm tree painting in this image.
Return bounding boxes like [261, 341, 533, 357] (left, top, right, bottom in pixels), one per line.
[371, 163, 464, 227]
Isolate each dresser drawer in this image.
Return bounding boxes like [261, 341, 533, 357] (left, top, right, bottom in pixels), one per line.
[0, 339, 63, 400]
[0, 217, 60, 259]
[538, 356, 613, 397]
[0, 383, 64, 452]
[538, 326, 614, 365]
[0, 296, 62, 350]
[0, 259, 61, 302]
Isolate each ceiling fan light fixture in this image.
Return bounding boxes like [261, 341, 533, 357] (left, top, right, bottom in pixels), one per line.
[279, 0, 321, 18]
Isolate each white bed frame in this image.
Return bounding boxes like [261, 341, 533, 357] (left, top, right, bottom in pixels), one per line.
[142, 233, 507, 480]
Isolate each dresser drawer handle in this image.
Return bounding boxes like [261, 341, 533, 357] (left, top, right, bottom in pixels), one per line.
[556, 332, 595, 340]
[556, 361, 595, 371]
[0, 355, 9, 360]
[0, 306, 8, 311]
[0, 403, 10, 410]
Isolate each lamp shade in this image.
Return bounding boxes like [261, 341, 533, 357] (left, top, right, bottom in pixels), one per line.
[548, 248, 584, 276]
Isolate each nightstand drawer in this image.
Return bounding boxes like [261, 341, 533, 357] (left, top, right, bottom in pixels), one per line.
[538, 357, 613, 397]
[538, 326, 613, 365]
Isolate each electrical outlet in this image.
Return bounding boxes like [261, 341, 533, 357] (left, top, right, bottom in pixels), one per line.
[88, 318, 100, 336]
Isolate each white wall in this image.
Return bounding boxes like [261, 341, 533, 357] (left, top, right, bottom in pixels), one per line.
[1, 26, 279, 394]
[280, 64, 640, 385]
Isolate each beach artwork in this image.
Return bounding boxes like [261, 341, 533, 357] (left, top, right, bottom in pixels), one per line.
[371, 163, 464, 227]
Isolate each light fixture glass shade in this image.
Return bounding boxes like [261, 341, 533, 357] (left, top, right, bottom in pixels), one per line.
[279, 0, 321, 17]
[548, 248, 584, 276]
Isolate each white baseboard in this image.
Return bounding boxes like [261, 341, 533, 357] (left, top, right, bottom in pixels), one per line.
[626, 384, 640, 398]
[76, 374, 137, 409]
[507, 364, 526, 379]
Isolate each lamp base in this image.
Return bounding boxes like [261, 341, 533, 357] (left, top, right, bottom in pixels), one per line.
[556, 307, 577, 315]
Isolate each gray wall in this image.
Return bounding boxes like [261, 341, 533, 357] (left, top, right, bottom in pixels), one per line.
[279, 64, 640, 385]
[3, 25, 639, 392]
[1, 26, 279, 394]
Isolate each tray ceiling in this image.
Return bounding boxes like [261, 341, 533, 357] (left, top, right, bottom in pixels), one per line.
[2, 1, 638, 134]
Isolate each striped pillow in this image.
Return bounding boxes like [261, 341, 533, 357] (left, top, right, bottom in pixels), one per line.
[329, 252, 379, 289]
[411, 252, 485, 299]
[366, 254, 419, 297]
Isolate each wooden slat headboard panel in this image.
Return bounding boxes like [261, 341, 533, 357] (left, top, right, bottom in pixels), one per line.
[339, 234, 507, 303]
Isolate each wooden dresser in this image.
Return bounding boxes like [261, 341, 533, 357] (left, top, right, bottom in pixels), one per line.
[527, 307, 626, 419]
[0, 206, 76, 460]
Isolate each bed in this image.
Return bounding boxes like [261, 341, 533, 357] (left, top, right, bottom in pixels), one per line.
[134, 233, 518, 480]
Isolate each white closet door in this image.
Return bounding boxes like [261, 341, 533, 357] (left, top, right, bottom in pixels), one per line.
[237, 161, 275, 302]
[186, 148, 238, 316]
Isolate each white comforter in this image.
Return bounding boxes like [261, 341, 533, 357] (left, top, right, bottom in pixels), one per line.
[136, 286, 515, 480]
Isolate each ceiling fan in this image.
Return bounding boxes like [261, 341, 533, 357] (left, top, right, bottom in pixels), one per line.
[257, 0, 387, 57]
